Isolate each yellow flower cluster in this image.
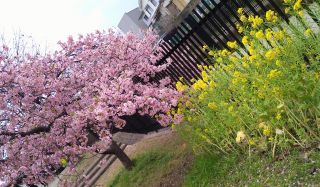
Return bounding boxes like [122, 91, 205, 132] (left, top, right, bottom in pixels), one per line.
[208, 102, 217, 110]
[265, 49, 277, 60]
[248, 15, 264, 29]
[242, 36, 249, 45]
[176, 81, 188, 92]
[267, 69, 282, 79]
[283, 0, 303, 17]
[255, 30, 264, 39]
[293, 0, 302, 11]
[192, 79, 207, 90]
[266, 10, 278, 23]
[173, 5, 320, 156]
[227, 41, 238, 49]
[304, 28, 313, 37]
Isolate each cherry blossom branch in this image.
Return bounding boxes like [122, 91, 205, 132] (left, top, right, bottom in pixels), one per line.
[0, 110, 67, 139]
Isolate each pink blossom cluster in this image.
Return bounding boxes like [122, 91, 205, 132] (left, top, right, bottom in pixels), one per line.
[0, 30, 180, 185]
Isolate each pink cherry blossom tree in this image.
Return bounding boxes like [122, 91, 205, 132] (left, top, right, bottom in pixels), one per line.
[0, 30, 179, 186]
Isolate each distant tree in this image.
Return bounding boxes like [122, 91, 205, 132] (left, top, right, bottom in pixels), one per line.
[0, 30, 179, 186]
[0, 30, 45, 62]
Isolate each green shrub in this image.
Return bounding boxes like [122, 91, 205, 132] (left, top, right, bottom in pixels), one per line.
[172, 2, 320, 156]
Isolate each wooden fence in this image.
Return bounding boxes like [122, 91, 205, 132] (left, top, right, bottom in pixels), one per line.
[152, 0, 288, 85]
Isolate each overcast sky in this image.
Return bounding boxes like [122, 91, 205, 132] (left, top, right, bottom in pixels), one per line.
[0, 0, 138, 51]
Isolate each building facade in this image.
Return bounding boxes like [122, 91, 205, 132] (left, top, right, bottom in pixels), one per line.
[118, 7, 148, 37]
[139, 0, 196, 36]
[118, 0, 197, 37]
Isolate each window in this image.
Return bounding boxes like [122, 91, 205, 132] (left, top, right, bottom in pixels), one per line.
[150, 0, 157, 6]
[143, 14, 149, 22]
[145, 5, 153, 15]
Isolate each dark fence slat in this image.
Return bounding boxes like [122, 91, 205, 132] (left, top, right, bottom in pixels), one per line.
[155, 0, 287, 82]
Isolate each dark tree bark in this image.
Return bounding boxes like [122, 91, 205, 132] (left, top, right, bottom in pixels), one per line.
[88, 128, 134, 170]
[108, 141, 133, 170]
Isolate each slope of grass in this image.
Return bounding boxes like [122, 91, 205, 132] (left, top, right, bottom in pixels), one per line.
[109, 151, 172, 187]
[108, 132, 319, 187]
[184, 149, 320, 186]
[107, 131, 192, 187]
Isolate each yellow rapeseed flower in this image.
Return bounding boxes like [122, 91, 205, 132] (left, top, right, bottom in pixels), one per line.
[285, 7, 290, 14]
[263, 126, 271, 136]
[267, 69, 281, 79]
[209, 81, 216, 88]
[227, 41, 238, 49]
[203, 44, 209, 51]
[228, 105, 234, 113]
[293, 0, 302, 11]
[198, 92, 207, 101]
[186, 101, 193, 108]
[265, 49, 277, 60]
[266, 10, 278, 22]
[242, 61, 249, 68]
[236, 24, 244, 33]
[276, 113, 282, 120]
[192, 79, 208, 90]
[249, 16, 263, 29]
[284, 0, 293, 3]
[315, 72, 320, 80]
[220, 49, 230, 57]
[298, 10, 303, 17]
[216, 57, 223, 63]
[240, 15, 247, 22]
[233, 71, 241, 77]
[176, 81, 188, 92]
[250, 30, 256, 36]
[171, 110, 176, 115]
[229, 56, 238, 63]
[268, 137, 274, 142]
[248, 46, 256, 55]
[249, 139, 256, 145]
[201, 71, 209, 82]
[255, 30, 264, 39]
[249, 55, 257, 62]
[242, 36, 249, 45]
[187, 116, 192, 122]
[305, 28, 313, 36]
[237, 8, 244, 14]
[60, 158, 68, 167]
[265, 29, 273, 41]
[274, 30, 285, 41]
[208, 50, 215, 56]
[208, 102, 218, 110]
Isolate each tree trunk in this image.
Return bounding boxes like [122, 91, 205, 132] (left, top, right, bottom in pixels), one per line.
[110, 141, 134, 170]
[88, 130, 134, 170]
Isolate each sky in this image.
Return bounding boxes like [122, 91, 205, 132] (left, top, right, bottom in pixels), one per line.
[0, 0, 138, 51]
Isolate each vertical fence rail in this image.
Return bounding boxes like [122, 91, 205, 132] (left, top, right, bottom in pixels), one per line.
[156, 0, 290, 85]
